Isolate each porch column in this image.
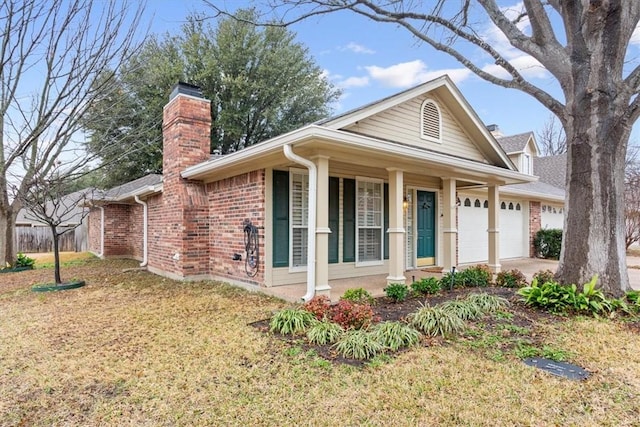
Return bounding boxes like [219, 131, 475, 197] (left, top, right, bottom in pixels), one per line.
[488, 184, 501, 273]
[442, 178, 457, 271]
[386, 168, 406, 285]
[313, 155, 331, 297]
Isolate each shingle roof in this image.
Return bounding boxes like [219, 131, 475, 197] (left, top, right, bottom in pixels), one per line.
[502, 180, 565, 200]
[497, 132, 533, 154]
[102, 174, 162, 199]
[534, 154, 566, 189]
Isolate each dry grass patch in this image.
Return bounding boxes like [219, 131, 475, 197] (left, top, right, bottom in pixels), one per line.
[0, 258, 639, 425]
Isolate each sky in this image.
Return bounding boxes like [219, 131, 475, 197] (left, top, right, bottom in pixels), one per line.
[146, 0, 640, 143]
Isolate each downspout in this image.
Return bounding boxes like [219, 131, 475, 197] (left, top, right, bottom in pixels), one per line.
[99, 206, 105, 258]
[283, 144, 317, 301]
[134, 195, 148, 267]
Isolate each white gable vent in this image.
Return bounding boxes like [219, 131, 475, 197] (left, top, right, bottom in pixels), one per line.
[420, 99, 442, 142]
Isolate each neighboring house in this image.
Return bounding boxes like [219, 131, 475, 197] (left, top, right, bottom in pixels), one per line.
[16, 189, 92, 252]
[87, 77, 567, 299]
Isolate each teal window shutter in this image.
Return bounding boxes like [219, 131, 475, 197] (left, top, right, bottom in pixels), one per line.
[272, 170, 289, 267]
[343, 178, 356, 262]
[328, 177, 339, 263]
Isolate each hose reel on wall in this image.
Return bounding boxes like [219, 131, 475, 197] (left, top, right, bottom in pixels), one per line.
[243, 219, 261, 277]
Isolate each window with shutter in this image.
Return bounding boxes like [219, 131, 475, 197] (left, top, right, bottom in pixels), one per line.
[290, 170, 309, 269]
[420, 99, 442, 142]
[356, 178, 383, 265]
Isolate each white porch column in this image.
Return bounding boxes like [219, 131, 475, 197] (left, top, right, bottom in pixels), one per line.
[313, 155, 331, 297]
[386, 168, 406, 285]
[488, 184, 501, 273]
[442, 178, 457, 271]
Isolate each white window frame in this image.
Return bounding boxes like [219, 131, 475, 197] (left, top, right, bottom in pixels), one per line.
[355, 177, 384, 267]
[289, 168, 309, 272]
[522, 153, 532, 174]
[420, 98, 442, 143]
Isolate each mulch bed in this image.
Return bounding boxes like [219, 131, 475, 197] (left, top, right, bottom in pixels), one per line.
[252, 286, 563, 367]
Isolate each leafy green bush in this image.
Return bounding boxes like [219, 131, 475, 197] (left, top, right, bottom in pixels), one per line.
[533, 228, 563, 259]
[410, 277, 440, 295]
[409, 304, 466, 337]
[572, 275, 611, 314]
[306, 320, 344, 345]
[459, 264, 493, 287]
[341, 288, 375, 305]
[439, 300, 484, 320]
[518, 279, 576, 313]
[15, 253, 35, 268]
[270, 309, 317, 335]
[440, 271, 466, 290]
[465, 293, 509, 313]
[384, 283, 409, 302]
[330, 300, 377, 330]
[333, 330, 384, 360]
[371, 321, 421, 351]
[495, 269, 527, 288]
[302, 295, 332, 320]
[532, 269, 556, 285]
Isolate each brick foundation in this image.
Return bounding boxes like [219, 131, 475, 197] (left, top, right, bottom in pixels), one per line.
[529, 201, 541, 257]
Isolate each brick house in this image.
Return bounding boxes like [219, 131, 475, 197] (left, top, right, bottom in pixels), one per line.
[88, 77, 565, 300]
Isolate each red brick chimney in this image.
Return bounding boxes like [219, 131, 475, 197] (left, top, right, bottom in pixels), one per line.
[155, 82, 211, 279]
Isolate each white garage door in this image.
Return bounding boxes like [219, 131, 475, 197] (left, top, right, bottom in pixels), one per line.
[458, 195, 527, 264]
[541, 204, 564, 229]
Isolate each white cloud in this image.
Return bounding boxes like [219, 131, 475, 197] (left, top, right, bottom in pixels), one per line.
[364, 60, 472, 88]
[338, 76, 370, 88]
[341, 42, 375, 54]
[632, 23, 640, 45]
[482, 54, 548, 80]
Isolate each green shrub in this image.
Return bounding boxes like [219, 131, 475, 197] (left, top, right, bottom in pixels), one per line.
[410, 277, 440, 295]
[270, 309, 317, 335]
[572, 275, 611, 315]
[341, 288, 375, 305]
[465, 293, 509, 313]
[533, 228, 563, 259]
[15, 253, 35, 268]
[306, 320, 344, 345]
[626, 290, 640, 305]
[333, 330, 384, 360]
[440, 300, 484, 320]
[495, 269, 527, 288]
[384, 283, 409, 302]
[409, 304, 466, 337]
[302, 295, 332, 320]
[518, 279, 576, 313]
[532, 269, 556, 285]
[371, 321, 421, 351]
[459, 264, 493, 287]
[440, 271, 466, 290]
[330, 300, 377, 330]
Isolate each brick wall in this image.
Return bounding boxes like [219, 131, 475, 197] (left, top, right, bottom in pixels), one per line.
[130, 204, 144, 260]
[102, 204, 132, 256]
[208, 170, 266, 286]
[529, 201, 541, 257]
[88, 208, 102, 254]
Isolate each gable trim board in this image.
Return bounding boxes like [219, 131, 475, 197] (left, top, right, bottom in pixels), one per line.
[88, 78, 565, 301]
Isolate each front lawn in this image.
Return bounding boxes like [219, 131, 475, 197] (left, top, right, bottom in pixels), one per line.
[0, 257, 638, 425]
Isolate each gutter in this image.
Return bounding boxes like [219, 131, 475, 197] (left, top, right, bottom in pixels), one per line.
[134, 195, 148, 267]
[283, 144, 317, 302]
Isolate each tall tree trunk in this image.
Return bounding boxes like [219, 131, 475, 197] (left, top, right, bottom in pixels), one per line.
[52, 225, 62, 284]
[0, 206, 17, 267]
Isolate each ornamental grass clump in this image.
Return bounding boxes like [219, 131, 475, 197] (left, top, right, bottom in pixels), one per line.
[371, 321, 421, 351]
[439, 300, 484, 321]
[409, 304, 466, 337]
[269, 308, 317, 335]
[306, 320, 344, 345]
[465, 293, 509, 313]
[333, 329, 384, 360]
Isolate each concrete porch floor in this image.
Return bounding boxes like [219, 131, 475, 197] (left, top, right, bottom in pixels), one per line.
[261, 256, 640, 303]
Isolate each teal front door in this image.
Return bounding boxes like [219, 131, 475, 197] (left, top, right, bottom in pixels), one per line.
[416, 191, 436, 266]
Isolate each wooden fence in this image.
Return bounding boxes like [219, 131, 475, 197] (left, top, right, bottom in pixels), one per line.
[15, 223, 87, 253]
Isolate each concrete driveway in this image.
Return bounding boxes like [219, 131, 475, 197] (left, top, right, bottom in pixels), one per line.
[264, 256, 640, 303]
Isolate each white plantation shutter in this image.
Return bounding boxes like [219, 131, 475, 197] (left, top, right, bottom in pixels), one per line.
[290, 171, 309, 267]
[421, 100, 441, 142]
[356, 179, 383, 263]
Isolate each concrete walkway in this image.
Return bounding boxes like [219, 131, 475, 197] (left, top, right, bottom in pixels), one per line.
[262, 256, 640, 303]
